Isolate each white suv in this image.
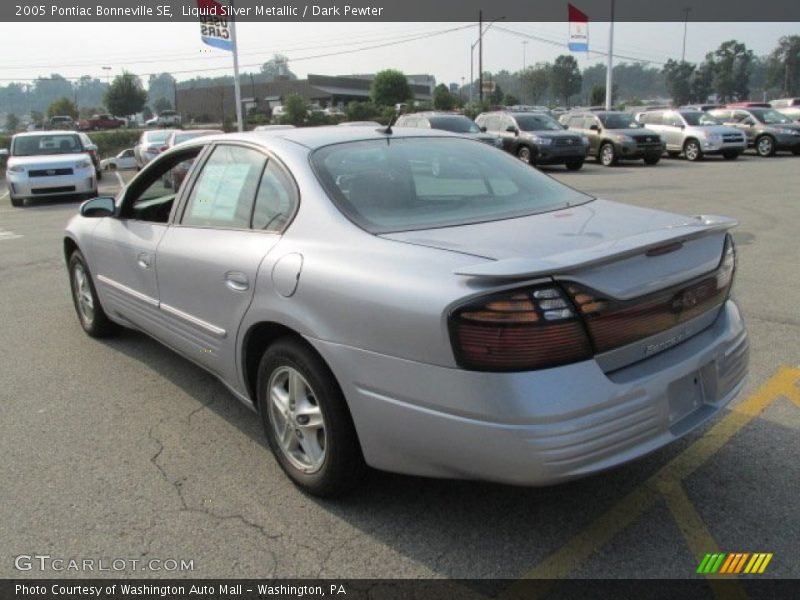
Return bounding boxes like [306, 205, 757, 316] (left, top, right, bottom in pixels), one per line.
[1, 131, 97, 207]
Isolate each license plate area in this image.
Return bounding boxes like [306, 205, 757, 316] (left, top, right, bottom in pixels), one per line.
[668, 371, 706, 426]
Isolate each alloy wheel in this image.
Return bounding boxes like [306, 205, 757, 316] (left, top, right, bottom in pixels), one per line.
[72, 263, 95, 326]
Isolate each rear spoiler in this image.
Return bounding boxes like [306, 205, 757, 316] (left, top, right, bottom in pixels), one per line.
[454, 214, 737, 280]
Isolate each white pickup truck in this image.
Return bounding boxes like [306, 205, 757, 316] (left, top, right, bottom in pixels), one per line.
[146, 110, 182, 127]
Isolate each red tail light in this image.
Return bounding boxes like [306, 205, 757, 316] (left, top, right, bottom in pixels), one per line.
[564, 235, 736, 354]
[449, 285, 592, 371]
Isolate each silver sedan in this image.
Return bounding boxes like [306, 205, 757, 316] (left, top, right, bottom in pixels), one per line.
[64, 127, 748, 496]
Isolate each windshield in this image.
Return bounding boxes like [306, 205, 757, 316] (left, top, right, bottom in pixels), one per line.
[428, 116, 481, 134]
[751, 109, 792, 125]
[311, 138, 591, 234]
[12, 134, 82, 156]
[514, 114, 563, 131]
[598, 113, 639, 129]
[680, 112, 721, 126]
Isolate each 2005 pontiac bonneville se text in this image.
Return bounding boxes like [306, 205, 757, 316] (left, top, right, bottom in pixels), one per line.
[63, 126, 748, 497]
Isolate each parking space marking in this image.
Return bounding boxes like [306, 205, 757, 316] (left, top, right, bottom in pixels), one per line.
[0, 228, 22, 241]
[506, 366, 800, 597]
[114, 170, 124, 188]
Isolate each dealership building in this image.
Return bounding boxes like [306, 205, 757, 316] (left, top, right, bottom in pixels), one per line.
[175, 74, 435, 122]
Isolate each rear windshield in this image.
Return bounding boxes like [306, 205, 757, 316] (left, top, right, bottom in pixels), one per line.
[311, 138, 591, 234]
[514, 114, 563, 131]
[12, 134, 82, 156]
[428, 116, 481, 134]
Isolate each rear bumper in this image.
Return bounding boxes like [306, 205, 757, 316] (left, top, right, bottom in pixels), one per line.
[311, 300, 747, 486]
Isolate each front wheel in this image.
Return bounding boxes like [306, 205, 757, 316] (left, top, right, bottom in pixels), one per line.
[517, 145, 533, 165]
[564, 158, 584, 171]
[683, 139, 703, 162]
[755, 135, 776, 157]
[600, 142, 617, 166]
[257, 337, 365, 497]
[10, 195, 23, 208]
[68, 251, 119, 338]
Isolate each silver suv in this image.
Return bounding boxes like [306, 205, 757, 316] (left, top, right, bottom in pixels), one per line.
[636, 110, 745, 161]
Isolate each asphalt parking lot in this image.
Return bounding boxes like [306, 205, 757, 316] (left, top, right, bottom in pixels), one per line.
[1, 152, 798, 586]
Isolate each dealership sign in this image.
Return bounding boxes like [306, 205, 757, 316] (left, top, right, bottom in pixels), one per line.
[568, 3, 589, 52]
[198, 0, 233, 51]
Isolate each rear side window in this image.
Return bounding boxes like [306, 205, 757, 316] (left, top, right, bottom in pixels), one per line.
[252, 161, 298, 232]
[183, 145, 266, 229]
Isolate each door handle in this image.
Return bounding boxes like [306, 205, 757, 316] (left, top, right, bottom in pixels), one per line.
[224, 271, 249, 292]
[137, 252, 152, 269]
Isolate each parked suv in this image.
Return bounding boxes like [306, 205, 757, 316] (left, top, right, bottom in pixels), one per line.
[636, 110, 745, 161]
[565, 111, 664, 166]
[475, 111, 588, 170]
[709, 107, 800, 156]
[395, 112, 503, 148]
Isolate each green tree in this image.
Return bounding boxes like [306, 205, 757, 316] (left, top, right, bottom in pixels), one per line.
[280, 94, 308, 126]
[104, 72, 147, 118]
[663, 60, 696, 106]
[502, 93, 520, 106]
[590, 85, 606, 106]
[370, 69, 412, 107]
[5, 113, 20, 132]
[489, 83, 504, 105]
[692, 61, 714, 103]
[47, 97, 78, 119]
[550, 55, 582, 107]
[710, 40, 753, 102]
[147, 72, 176, 110]
[344, 101, 378, 121]
[522, 64, 551, 105]
[767, 35, 800, 96]
[153, 97, 173, 115]
[433, 84, 456, 110]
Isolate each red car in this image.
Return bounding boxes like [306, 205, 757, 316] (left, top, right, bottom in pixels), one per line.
[78, 114, 126, 131]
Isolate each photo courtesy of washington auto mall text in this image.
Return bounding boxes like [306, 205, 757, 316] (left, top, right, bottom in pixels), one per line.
[2, 0, 800, 598]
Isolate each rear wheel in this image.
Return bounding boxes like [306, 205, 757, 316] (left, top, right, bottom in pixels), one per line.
[68, 250, 119, 338]
[517, 145, 533, 164]
[564, 158, 584, 171]
[600, 142, 617, 166]
[683, 139, 703, 161]
[257, 337, 365, 497]
[755, 135, 776, 157]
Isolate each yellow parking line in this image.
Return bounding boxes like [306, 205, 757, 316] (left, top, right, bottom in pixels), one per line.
[506, 366, 800, 594]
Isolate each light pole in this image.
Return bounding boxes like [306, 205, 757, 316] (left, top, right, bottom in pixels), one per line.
[681, 7, 691, 63]
[101, 66, 112, 86]
[469, 12, 505, 104]
[523, 41, 528, 71]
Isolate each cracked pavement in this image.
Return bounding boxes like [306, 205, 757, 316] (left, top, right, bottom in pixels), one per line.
[1, 155, 798, 580]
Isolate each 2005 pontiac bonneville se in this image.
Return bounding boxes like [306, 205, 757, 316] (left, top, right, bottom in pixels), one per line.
[63, 127, 748, 496]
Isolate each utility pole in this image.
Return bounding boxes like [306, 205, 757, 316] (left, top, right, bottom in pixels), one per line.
[479, 10, 483, 104]
[681, 7, 691, 63]
[230, 0, 244, 132]
[523, 41, 528, 71]
[605, 0, 615, 110]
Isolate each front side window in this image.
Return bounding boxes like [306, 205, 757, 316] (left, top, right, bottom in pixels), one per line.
[183, 145, 266, 229]
[311, 138, 591, 234]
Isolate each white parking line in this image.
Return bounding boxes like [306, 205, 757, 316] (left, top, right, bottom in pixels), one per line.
[0, 228, 23, 241]
[114, 171, 125, 188]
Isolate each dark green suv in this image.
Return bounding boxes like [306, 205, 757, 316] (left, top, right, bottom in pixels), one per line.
[565, 111, 664, 166]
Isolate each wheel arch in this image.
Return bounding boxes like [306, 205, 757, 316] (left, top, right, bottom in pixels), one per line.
[63, 235, 80, 265]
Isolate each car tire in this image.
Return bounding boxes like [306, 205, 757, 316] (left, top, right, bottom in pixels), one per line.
[517, 145, 533, 165]
[755, 135, 776, 157]
[643, 155, 661, 165]
[600, 142, 617, 166]
[683, 139, 703, 162]
[68, 250, 120, 338]
[10, 195, 23, 208]
[565, 158, 584, 171]
[257, 337, 365, 497]
[722, 151, 740, 160]
[96, 170, 103, 181]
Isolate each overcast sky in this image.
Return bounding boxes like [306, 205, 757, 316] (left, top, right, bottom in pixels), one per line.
[0, 22, 797, 87]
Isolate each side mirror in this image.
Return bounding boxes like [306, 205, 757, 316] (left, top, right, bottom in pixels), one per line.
[506, 125, 518, 134]
[84, 143, 98, 152]
[589, 124, 600, 132]
[0, 148, 8, 157]
[80, 196, 116, 218]
[480, 126, 487, 133]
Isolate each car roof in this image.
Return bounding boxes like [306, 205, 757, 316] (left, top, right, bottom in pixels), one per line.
[175, 126, 465, 151]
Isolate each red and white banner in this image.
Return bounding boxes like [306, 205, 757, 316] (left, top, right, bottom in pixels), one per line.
[568, 4, 589, 52]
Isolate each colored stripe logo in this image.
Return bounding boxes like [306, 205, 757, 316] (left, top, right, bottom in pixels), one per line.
[697, 553, 773, 574]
